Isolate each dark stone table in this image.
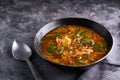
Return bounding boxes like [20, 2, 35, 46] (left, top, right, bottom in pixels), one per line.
[0, 0, 120, 80]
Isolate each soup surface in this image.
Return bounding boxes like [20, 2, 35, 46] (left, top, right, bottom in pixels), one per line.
[40, 25, 107, 66]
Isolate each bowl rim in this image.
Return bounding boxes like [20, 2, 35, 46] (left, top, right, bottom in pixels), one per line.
[34, 17, 113, 68]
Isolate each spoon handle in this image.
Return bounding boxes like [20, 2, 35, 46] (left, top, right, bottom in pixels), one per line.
[26, 59, 43, 80]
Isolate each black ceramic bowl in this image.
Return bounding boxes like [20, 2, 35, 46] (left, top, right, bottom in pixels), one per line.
[34, 18, 113, 69]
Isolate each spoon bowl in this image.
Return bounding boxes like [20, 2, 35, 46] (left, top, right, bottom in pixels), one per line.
[12, 40, 31, 60]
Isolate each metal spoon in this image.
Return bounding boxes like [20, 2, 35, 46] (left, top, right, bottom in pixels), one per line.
[12, 40, 43, 80]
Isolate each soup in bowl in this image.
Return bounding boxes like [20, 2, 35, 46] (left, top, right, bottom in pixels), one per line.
[34, 18, 113, 68]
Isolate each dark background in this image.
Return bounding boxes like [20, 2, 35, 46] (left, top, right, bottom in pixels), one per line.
[0, 0, 120, 80]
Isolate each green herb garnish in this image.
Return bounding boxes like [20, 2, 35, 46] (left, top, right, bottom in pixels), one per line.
[98, 43, 104, 51]
[58, 46, 64, 54]
[75, 30, 85, 36]
[91, 42, 96, 47]
[55, 32, 61, 37]
[80, 38, 91, 45]
[48, 44, 56, 54]
[75, 60, 83, 66]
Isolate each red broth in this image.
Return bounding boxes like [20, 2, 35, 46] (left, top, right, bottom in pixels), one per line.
[40, 25, 107, 66]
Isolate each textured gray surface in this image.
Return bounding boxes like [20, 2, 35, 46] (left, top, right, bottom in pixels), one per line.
[0, 0, 120, 80]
